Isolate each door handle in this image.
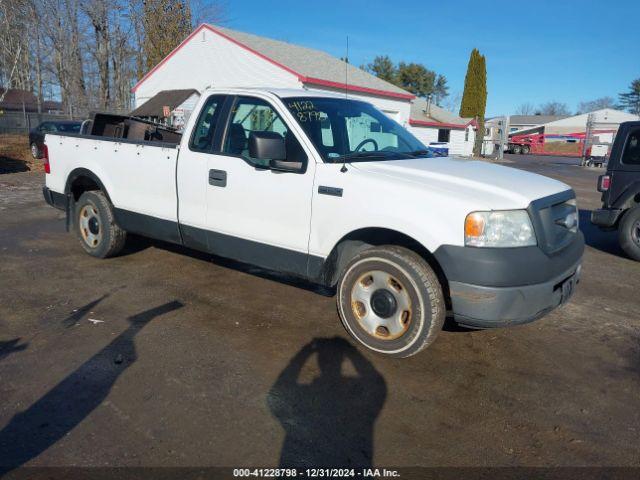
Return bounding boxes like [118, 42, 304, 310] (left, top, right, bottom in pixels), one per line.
[208, 169, 227, 187]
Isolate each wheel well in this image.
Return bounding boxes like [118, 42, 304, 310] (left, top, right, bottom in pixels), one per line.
[323, 227, 451, 309]
[69, 175, 101, 202]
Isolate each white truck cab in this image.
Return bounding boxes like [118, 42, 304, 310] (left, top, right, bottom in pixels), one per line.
[42, 88, 584, 357]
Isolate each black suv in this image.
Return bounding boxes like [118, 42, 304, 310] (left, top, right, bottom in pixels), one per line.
[591, 121, 640, 260]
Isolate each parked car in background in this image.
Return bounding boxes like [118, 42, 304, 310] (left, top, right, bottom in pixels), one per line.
[591, 121, 640, 260]
[427, 141, 450, 157]
[29, 121, 81, 158]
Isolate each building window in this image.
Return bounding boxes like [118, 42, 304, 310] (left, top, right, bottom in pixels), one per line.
[438, 129, 450, 143]
[465, 128, 469, 142]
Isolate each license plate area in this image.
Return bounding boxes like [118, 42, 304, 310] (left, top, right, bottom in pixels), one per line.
[560, 274, 576, 303]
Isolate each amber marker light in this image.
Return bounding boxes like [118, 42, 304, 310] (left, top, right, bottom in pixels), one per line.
[465, 212, 486, 239]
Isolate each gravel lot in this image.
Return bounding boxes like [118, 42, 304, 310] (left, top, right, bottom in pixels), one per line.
[0, 154, 639, 471]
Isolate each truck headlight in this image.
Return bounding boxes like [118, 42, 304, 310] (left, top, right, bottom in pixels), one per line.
[465, 210, 536, 247]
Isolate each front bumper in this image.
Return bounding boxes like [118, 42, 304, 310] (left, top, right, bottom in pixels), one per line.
[434, 232, 585, 329]
[449, 262, 581, 328]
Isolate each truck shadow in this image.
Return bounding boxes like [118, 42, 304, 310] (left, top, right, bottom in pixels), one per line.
[0, 300, 184, 473]
[122, 234, 335, 296]
[578, 209, 626, 258]
[267, 337, 386, 467]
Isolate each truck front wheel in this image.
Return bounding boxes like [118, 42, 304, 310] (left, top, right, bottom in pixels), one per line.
[337, 246, 445, 358]
[619, 207, 640, 261]
[75, 191, 126, 258]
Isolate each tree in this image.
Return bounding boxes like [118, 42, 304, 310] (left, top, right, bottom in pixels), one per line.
[459, 48, 487, 156]
[396, 62, 437, 98]
[515, 102, 536, 115]
[364, 56, 448, 104]
[576, 96, 615, 114]
[364, 55, 396, 84]
[538, 101, 570, 116]
[618, 79, 640, 115]
[143, 0, 193, 70]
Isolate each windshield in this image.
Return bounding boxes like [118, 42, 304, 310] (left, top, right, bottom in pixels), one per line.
[283, 96, 433, 162]
[56, 123, 81, 133]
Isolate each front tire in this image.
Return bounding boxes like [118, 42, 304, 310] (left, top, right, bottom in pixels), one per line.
[75, 191, 126, 258]
[619, 207, 640, 261]
[337, 246, 445, 358]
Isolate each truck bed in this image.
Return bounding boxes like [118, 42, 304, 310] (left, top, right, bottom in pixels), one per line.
[45, 133, 180, 230]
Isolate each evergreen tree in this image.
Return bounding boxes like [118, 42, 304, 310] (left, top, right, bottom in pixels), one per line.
[143, 0, 193, 70]
[618, 79, 640, 115]
[365, 56, 448, 103]
[459, 49, 487, 156]
[364, 55, 395, 83]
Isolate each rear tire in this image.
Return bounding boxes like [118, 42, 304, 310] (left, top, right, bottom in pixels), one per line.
[521, 145, 530, 154]
[618, 207, 640, 261]
[512, 145, 522, 154]
[337, 246, 445, 358]
[75, 191, 126, 258]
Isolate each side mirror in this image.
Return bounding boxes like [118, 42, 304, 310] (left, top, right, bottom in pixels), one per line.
[249, 131, 286, 161]
[249, 131, 302, 173]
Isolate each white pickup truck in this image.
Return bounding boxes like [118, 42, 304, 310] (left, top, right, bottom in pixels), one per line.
[43, 88, 584, 357]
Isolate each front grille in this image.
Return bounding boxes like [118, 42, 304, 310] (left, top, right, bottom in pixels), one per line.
[528, 190, 578, 254]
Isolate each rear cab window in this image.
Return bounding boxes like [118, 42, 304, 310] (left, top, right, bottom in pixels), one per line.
[189, 95, 227, 152]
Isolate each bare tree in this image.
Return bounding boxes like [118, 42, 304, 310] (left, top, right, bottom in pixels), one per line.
[441, 91, 462, 115]
[0, 0, 225, 115]
[538, 101, 571, 116]
[576, 96, 615, 114]
[515, 102, 536, 115]
[0, 0, 31, 100]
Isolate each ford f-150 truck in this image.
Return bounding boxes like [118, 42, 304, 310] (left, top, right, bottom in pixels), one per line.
[42, 88, 584, 357]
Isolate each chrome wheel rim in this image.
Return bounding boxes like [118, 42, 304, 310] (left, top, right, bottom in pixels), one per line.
[350, 269, 412, 340]
[79, 205, 101, 248]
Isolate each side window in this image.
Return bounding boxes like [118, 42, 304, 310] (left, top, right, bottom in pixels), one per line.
[223, 96, 306, 168]
[189, 95, 225, 152]
[622, 128, 640, 165]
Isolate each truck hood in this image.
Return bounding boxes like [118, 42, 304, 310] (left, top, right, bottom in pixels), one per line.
[350, 157, 571, 209]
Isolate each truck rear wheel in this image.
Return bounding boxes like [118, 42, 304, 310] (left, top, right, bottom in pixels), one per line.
[521, 145, 530, 154]
[619, 207, 640, 261]
[75, 191, 126, 258]
[337, 246, 445, 358]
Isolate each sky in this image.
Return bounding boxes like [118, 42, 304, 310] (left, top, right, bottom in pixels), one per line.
[214, 0, 640, 117]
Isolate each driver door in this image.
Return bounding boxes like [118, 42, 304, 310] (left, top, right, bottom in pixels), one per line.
[203, 95, 316, 276]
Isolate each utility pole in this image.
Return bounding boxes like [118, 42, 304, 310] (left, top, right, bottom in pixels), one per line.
[498, 116, 510, 161]
[581, 113, 594, 166]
